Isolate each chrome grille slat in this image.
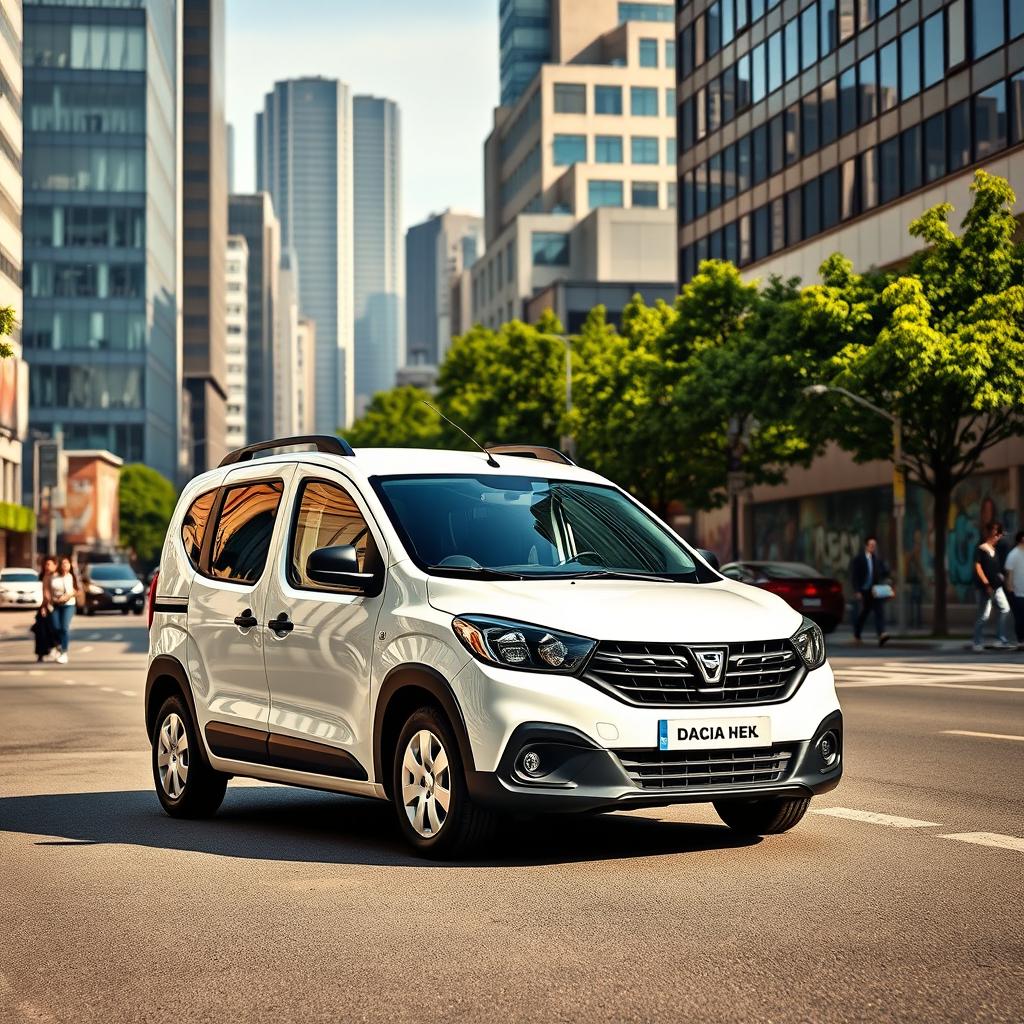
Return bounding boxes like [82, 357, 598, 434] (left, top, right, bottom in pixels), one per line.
[585, 638, 803, 707]
[615, 746, 795, 790]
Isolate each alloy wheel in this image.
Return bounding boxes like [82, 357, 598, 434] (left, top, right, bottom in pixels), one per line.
[157, 712, 190, 800]
[401, 729, 451, 838]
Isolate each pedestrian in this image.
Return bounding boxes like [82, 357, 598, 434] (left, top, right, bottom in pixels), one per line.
[1001, 529, 1024, 651]
[45, 555, 78, 664]
[850, 535, 892, 647]
[31, 555, 58, 663]
[971, 521, 1013, 652]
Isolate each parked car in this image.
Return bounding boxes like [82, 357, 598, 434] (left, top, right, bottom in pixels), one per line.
[720, 561, 845, 633]
[146, 436, 842, 857]
[0, 567, 42, 609]
[82, 562, 146, 615]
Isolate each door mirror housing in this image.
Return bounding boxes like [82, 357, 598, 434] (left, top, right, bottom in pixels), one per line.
[305, 545, 374, 590]
[696, 548, 721, 572]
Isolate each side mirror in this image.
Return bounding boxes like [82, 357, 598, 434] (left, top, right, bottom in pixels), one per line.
[696, 548, 721, 572]
[305, 545, 374, 589]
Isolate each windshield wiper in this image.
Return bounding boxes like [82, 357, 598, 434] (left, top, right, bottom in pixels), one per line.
[559, 568, 678, 583]
[425, 564, 528, 580]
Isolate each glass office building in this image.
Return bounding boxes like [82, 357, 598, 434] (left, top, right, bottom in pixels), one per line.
[23, 0, 180, 482]
[675, 0, 1024, 282]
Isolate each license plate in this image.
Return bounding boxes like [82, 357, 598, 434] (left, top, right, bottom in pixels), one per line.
[659, 716, 771, 751]
[803, 597, 822, 607]
[112, 595, 127, 604]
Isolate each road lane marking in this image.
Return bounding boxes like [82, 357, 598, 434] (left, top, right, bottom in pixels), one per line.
[63, 680, 75, 686]
[99, 687, 114, 692]
[120, 690, 136, 697]
[812, 807, 941, 828]
[80, 645, 93, 653]
[111, 633, 123, 641]
[941, 729, 1024, 742]
[28, 669, 42, 676]
[88, 632, 100, 639]
[836, 680, 1024, 693]
[938, 832, 1024, 853]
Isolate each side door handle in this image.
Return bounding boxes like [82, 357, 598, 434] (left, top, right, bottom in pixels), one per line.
[267, 611, 294, 636]
[233, 609, 258, 629]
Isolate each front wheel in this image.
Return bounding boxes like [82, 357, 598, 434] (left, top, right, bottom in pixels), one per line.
[391, 706, 497, 858]
[152, 694, 228, 818]
[714, 796, 811, 835]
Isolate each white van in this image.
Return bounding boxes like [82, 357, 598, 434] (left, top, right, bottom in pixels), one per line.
[146, 436, 842, 856]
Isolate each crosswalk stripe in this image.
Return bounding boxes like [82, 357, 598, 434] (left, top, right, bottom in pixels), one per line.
[938, 832, 1024, 853]
[836, 680, 1024, 692]
[812, 807, 941, 828]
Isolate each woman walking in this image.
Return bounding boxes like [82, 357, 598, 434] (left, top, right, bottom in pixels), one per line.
[32, 555, 58, 663]
[46, 556, 78, 664]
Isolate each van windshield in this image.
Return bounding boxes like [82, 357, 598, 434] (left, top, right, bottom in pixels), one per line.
[374, 475, 712, 582]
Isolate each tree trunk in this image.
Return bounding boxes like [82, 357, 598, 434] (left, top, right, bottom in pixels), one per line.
[931, 483, 952, 636]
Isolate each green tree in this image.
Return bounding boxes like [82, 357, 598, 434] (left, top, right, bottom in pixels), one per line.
[119, 463, 177, 567]
[344, 386, 444, 448]
[820, 171, 1024, 633]
[0, 305, 16, 358]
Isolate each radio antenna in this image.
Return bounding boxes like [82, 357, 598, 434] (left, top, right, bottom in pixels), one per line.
[422, 401, 500, 468]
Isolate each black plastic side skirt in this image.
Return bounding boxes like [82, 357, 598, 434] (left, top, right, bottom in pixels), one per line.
[204, 722, 368, 782]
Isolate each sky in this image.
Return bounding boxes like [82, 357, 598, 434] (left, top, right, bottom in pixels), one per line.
[225, 0, 499, 231]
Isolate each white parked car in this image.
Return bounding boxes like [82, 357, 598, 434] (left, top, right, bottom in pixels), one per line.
[146, 436, 842, 856]
[0, 567, 42, 609]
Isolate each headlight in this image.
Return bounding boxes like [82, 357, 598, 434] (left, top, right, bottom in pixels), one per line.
[87, 583, 104, 595]
[791, 615, 826, 670]
[131, 581, 144, 594]
[452, 615, 596, 673]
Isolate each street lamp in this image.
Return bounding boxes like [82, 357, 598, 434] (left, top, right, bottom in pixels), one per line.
[804, 384, 906, 633]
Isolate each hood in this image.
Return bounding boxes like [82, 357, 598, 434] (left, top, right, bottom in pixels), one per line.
[426, 576, 803, 643]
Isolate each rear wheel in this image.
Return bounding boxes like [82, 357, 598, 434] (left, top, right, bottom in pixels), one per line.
[391, 706, 497, 858]
[152, 694, 228, 818]
[714, 796, 811, 835]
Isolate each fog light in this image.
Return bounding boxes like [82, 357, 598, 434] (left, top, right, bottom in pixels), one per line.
[521, 750, 542, 776]
[818, 730, 840, 767]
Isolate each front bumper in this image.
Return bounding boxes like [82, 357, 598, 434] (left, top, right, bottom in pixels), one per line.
[467, 710, 843, 813]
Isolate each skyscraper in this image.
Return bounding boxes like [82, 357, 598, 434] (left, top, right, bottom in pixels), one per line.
[23, 0, 180, 483]
[257, 77, 354, 432]
[352, 95, 402, 414]
[182, 0, 228, 472]
[224, 234, 247, 450]
[405, 210, 483, 366]
[500, 0, 552, 107]
[228, 192, 279, 444]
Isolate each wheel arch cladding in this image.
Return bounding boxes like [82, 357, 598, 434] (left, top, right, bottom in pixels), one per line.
[373, 664, 476, 795]
[145, 655, 209, 764]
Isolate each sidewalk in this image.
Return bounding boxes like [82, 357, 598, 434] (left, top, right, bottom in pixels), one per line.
[828, 623, 1022, 655]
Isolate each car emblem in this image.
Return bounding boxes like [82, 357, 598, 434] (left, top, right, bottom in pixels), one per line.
[688, 646, 728, 686]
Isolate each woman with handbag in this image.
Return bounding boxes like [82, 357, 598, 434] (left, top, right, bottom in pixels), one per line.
[850, 535, 892, 647]
[32, 555, 58, 663]
[45, 555, 78, 665]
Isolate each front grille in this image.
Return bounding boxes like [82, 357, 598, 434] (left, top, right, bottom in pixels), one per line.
[583, 638, 802, 707]
[616, 746, 795, 791]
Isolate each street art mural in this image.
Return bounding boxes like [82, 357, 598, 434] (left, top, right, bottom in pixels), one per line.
[750, 472, 1016, 609]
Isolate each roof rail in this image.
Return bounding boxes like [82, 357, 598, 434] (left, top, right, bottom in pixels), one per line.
[219, 434, 355, 468]
[485, 444, 576, 466]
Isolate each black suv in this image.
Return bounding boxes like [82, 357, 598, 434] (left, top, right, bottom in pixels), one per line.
[82, 562, 145, 615]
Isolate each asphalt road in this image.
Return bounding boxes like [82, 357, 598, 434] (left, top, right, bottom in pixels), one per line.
[0, 611, 1021, 1024]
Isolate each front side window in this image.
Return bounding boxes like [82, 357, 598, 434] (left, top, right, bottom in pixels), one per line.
[209, 481, 284, 584]
[181, 489, 217, 569]
[375, 475, 708, 582]
[289, 479, 378, 592]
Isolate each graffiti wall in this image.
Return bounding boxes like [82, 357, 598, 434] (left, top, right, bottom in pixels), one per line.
[750, 471, 1016, 606]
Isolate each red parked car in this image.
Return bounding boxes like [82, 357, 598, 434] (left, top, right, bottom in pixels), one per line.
[720, 560, 845, 633]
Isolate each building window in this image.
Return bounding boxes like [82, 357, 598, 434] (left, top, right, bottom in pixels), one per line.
[666, 136, 677, 164]
[630, 86, 658, 115]
[723, 144, 736, 200]
[974, 81, 1007, 160]
[753, 205, 770, 261]
[709, 152, 722, 207]
[802, 95, 819, 156]
[695, 162, 707, 215]
[878, 136, 900, 204]
[554, 83, 586, 113]
[900, 27, 920, 101]
[595, 85, 623, 114]
[802, 178, 821, 237]
[1012, 72, 1024, 144]
[840, 157, 859, 219]
[801, 3, 819, 71]
[737, 52, 752, 108]
[948, 1, 966, 67]
[784, 18, 800, 82]
[839, 66, 857, 135]
[923, 13, 944, 90]
[767, 30, 783, 93]
[1013, 0, 1024, 39]
[752, 43, 766, 103]
[821, 169, 839, 231]
[737, 134, 751, 192]
[820, 79, 838, 146]
[784, 104, 800, 165]
[785, 190, 802, 245]
[707, 2, 722, 56]
[821, 0, 838, 55]
[553, 134, 587, 165]
[708, 77, 722, 133]
[859, 54, 877, 124]
[973, 0, 1005, 58]
[924, 113, 946, 182]
[721, 65, 737, 122]
[752, 123, 768, 184]
[631, 135, 660, 163]
[588, 179, 624, 207]
[666, 86, 676, 112]
[531, 232, 569, 266]
[878, 42, 898, 112]
[665, 39, 676, 68]
[862, 146, 878, 210]
[618, 3, 675, 22]
[682, 170, 695, 221]
[595, 135, 623, 163]
[769, 115, 784, 174]
[632, 181, 659, 207]
[639, 38, 658, 67]
[901, 124, 922, 194]
[667, 181, 677, 208]
[947, 99, 971, 171]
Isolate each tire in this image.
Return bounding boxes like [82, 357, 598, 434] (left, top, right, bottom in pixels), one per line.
[151, 694, 228, 818]
[714, 796, 811, 836]
[391, 705, 498, 858]
[85, 607, 95, 617]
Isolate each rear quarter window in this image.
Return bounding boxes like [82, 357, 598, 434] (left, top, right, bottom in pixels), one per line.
[181, 489, 217, 569]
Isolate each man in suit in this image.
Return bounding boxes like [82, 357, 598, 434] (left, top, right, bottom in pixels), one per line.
[851, 535, 891, 647]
